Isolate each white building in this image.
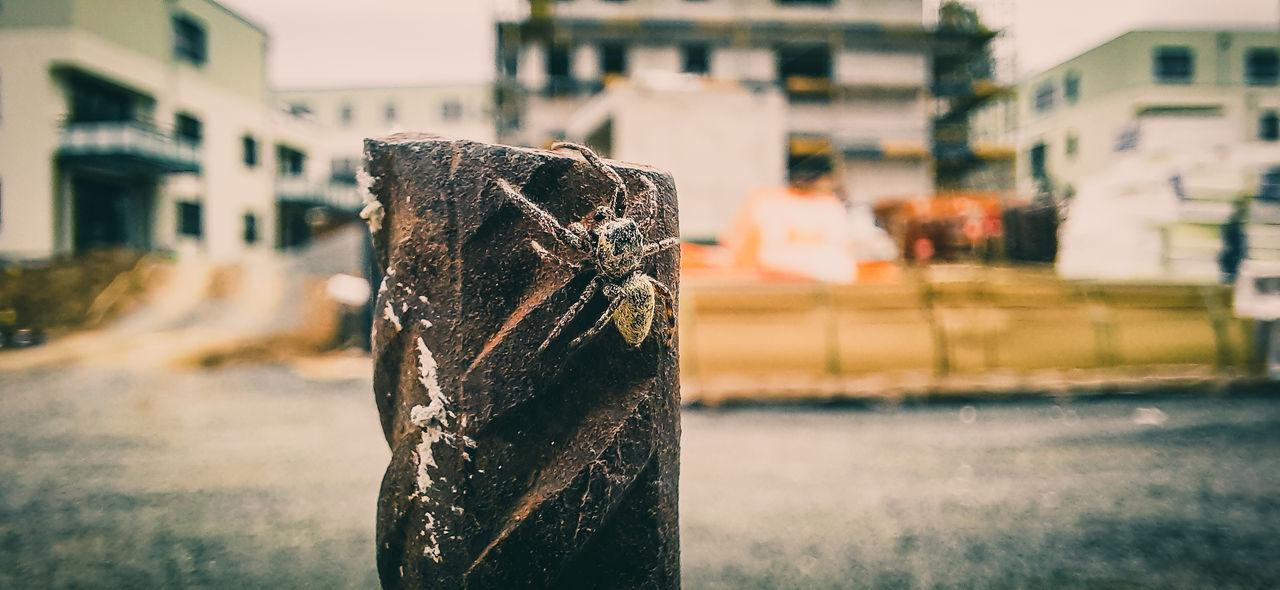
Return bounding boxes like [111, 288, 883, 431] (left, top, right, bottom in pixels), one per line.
[994, 28, 1280, 198]
[274, 84, 496, 206]
[0, 0, 350, 261]
[496, 0, 937, 242]
[984, 28, 1280, 281]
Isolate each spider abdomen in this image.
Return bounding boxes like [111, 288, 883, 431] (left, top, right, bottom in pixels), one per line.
[613, 274, 655, 347]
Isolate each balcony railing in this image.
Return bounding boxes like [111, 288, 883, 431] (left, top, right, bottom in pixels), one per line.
[57, 118, 201, 174]
[275, 176, 364, 212]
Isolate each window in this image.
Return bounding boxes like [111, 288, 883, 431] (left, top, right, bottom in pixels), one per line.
[1033, 81, 1055, 113]
[501, 49, 519, 78]
[1063, 71, 1080, 104]
[546, 45, 573, 95]
[384, 102, 397, 124]
[1246, 48, 1279, 86]
[177, 201, 203, 238]
[172, 15, 207, 66]
[1261, 111, 1280, 142]
[777, 44, 832, 101]
[1029, 143, 1047, 180]
[277, 145, 305, 176]
[442, 100, 462, 121]
[242, 135, 258, 167]
[1153, 46, 1194, 84]
[601, 42, 628, 76]
[331, 157, 359, 184]
[243, 213, 258, 244]
[175, 112, 202, 145]
[776, 0, 835, 4]
[681, 43, 711, 75]
[287, 102, 312, 117]
[339, 103, 353, 125]
[1066, 133, 1078, 159]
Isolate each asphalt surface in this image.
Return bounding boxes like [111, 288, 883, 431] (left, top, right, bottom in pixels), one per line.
[2, 365, 1279, 589]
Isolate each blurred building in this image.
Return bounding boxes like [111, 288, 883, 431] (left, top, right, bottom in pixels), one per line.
[985, 28, 1280, 198]
[0, 0, 346, 261]
[983, 28, 1280, 281]
[495, 0, 957, 242]
[273, 85, 496, 245]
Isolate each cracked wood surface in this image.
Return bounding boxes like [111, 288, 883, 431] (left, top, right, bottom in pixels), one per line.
[365, 134, 681, 589]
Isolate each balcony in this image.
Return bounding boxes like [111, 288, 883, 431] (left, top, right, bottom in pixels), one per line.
[57, 119, 201, 174]
[275, 176, 363, 212]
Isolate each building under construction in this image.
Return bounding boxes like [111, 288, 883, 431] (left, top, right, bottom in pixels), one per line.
[495, 0, 998, 242]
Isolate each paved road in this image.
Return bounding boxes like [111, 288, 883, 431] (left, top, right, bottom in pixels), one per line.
[2, 366, 1279, 588]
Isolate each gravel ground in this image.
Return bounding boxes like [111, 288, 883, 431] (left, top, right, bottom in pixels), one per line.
[2, 366, 1279, 589]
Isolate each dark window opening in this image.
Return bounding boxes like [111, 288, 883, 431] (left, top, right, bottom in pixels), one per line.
[172, 15, 207, 66]
[1066, 133, 1078, 158]
[501, 47, 519, 77]
[243, 213, 259, 244]
[1029, 143, 1047, 180]
[339, 103, 353, 125]
[67, 75, 145, 124]
[1153, 46, 1194, 84]
[1064, 71, 1080, 104]
[1034, 81, 1055, 113]
[242, 135, 258, 167]
[287, 102, 311, 117]
[384, 102, 397, 123]
[681, 43, 711, 75]
[175, 112, 202, 145]
[776, 0, 835, 5]
[546, 45, 573, 95]
[331, 157, 359, 184]
[1261, 111, 1280, 142]
[601, 42, 628, 76]
[442, 100, 462, 121]
[778, 44, 832, 101]
[177, 201, 203, 238]
[277, 145, 305, 177]
[1246, 48, 1279, 86]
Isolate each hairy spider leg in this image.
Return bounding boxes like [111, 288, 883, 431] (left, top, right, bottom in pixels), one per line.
[641, 237, 680, 258]
[538, 276, 601, 353]
[497, 178, 588, 251]
[552, 141, 627, 216]
[568, 291, 626, 350]
[630, 176, 660, 229]
[650, 276, 677, 346]
[529, 240, 579, 270]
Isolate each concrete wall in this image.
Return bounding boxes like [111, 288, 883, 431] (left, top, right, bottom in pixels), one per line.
[583, 83, 788, 241]
[548, 0, 922, 26]
[275, 85, 495, 168]
[842, 159, 932, 203]
[834, 50, 928, 87]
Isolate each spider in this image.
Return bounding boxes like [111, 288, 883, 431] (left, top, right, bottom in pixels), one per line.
[496, 142, 679, 353]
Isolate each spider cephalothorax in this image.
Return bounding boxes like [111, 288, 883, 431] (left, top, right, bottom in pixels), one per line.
[496, 142, 678, 352]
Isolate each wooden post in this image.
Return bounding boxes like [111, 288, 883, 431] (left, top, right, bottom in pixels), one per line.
[364, 134, 681, 589]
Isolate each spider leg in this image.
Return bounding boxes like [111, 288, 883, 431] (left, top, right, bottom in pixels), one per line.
[552, 141, 627, 216]
[628, 175, 660, 229]
[538, 276, 601, 353]
[567, 291, 625, 350]
[649, 277, 677, 347]
[496, 178, 588, 251]
[529, 240, 580, 271]
[641, 237, 680, 259]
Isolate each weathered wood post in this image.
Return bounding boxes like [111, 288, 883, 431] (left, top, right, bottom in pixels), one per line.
[363, 134, 681, 589]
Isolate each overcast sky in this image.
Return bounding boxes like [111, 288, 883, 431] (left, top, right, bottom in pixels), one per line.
[218, 0, 1278, 90]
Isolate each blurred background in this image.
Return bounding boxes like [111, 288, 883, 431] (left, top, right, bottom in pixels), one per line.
[2, 0, 1279, 587]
